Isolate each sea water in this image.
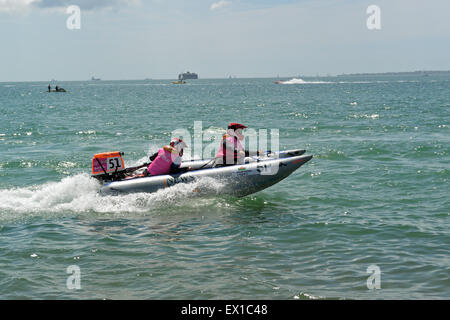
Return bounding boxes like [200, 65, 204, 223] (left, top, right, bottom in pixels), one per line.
[0, 76, 448, 299]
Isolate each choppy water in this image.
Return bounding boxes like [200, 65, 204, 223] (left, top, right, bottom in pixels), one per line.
[0, 76, 449, 299]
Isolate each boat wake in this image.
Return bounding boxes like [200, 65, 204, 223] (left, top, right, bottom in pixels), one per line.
[276, 78, 332, 85]
[0, 173, 225, 221]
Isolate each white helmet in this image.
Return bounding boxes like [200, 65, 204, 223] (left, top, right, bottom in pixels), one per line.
[171, 137, 187, 153]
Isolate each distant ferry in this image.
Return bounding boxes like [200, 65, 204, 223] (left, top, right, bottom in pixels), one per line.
[91, 76, 101, 81]
[178, 71, 198, 81]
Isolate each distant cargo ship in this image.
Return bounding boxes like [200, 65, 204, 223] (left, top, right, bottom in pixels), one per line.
[91, 76, 101, 81]
[178, 71, 198, 81]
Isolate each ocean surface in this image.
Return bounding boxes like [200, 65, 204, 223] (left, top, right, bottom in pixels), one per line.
[0, 76, 448, 299]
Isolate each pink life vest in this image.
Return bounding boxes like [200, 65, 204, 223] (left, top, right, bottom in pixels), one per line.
[147, 146, 180, 176]
[215, 134, 244, 164]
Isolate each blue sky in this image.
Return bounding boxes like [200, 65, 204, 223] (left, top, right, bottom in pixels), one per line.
[1, 0, 450, 81]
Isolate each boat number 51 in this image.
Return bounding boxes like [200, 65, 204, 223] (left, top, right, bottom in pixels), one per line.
[107, 158, 122, 170]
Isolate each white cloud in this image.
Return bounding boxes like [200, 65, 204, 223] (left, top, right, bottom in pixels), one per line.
[0, 0, 37, 13]
[210, 0, 231, 11]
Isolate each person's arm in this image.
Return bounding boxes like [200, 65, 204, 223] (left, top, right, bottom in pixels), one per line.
[149, 152, 158, 162]
[223, 138, 244, 158]
[169, 155, 183, 174]
[170, 162, 182, 174]
[223, 140, 236, 152]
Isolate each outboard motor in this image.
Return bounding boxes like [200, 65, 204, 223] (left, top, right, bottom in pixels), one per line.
[92, 151, 126, 182]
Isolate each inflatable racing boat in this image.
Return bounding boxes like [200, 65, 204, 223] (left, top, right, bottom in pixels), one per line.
[92, 149, 312, 197]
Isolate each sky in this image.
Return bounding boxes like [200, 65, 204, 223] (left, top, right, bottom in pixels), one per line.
[1, 0, 450, 81]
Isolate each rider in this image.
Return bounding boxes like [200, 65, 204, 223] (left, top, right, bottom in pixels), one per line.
[215, 123, 248, 166]
[145, 137, 187, 176]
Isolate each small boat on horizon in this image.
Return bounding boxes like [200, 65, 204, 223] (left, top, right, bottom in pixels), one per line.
[47, 85, 66, 92]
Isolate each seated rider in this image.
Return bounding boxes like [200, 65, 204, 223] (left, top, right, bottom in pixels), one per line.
[215, 123, 250, 166]
[145, 138, 187, 176]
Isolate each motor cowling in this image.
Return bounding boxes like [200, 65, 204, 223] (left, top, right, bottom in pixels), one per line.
[92, 151, 126, 181]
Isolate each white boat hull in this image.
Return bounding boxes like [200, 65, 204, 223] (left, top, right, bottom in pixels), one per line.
[100, 154, 312, 197]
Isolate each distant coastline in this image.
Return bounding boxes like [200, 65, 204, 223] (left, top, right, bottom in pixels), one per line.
[337, 70, 450, 77]
[2, 70, 450, 83]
